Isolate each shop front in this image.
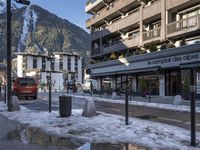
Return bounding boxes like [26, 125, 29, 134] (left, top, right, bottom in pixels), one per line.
[165, 69, 191, 97]
[90, 43, 200, 99]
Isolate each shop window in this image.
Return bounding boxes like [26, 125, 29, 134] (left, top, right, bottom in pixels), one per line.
[138, 74, 159, 95]
[102, 77, 112, 93]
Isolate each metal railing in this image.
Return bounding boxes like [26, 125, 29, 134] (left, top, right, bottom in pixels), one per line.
[86, 0, 96, 6]
[102, 34, 139, 53]
[91, 47, 100, 56]
[167, 14, 200, 34]
[143, 27, 161, 41]
[86, 0, 136, 27]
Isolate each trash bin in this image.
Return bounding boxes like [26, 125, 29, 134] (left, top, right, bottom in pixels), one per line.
[59, 95, 72, 117]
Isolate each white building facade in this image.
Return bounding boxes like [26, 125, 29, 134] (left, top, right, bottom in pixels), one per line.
[15, 52, 84, 92]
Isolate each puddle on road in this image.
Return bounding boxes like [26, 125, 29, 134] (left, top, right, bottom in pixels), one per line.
[3, 125, 147, 150]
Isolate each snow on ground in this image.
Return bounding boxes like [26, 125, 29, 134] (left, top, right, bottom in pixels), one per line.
[68, 94, 200, 113]
[0, 102, 200, 150]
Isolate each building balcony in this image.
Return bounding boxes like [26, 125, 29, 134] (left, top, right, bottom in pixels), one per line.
[102, 35, 139, 54]
[143, 27, 161, 44]
[91, 47, 101, 57]
[143, 0, 161, 20]
[166, 0, 191, 10]
[85, 0, 104, 13]
[167, 14, 200, 39]
[86, 0, 136, 28]
[91, 10, 140, 40]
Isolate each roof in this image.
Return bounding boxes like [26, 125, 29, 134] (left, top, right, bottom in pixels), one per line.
[53, 52, 80, 57]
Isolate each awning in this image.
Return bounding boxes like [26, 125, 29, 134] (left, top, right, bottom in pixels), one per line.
[180, 61, 200, 69]
[91, 66, 160, 77]
[118, 66, 160, 74]
[91, 72, 117, 77]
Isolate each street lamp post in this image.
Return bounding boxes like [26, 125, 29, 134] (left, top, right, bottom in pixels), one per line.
[48, 71, 52, 113]
[6, 0, 12, 110]
[125, 75, 129, 125]
[6, 0, 30, 111]
[90, 79, 93, 97]
[190, 69, 196, 146]
[47, 71, 52, 113]
[47, 56, 53, 113]
[118, 55, 130, 125]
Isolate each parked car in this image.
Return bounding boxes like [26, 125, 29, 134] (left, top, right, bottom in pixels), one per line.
[12, 77, 38, 99]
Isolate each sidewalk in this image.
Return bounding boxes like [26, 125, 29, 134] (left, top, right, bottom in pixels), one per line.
[0, 101, 200, 150]
[66, 92, 200, 113]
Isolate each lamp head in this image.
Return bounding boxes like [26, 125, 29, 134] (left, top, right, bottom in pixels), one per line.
[15, 0, 30, 6]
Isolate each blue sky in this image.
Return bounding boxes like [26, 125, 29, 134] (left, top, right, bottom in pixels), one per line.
[26, 0, 90, 31]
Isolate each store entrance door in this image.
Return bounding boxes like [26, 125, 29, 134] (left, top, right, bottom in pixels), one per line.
[166, 70, 181, 96]
[166, 69, 191, 96]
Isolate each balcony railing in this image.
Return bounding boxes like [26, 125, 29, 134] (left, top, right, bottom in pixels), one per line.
[143, 27, 161, 41]
[85, 0, 103, 13]
[166, 0, 191, 10]
[86, 0, 136, 27]
[91, 47, 100, 56]
[102, 34, 139, 54]
[167, 14, 200, 35]
[86, 0, 96, 6]
[104, 11, 139, 33]
[91, 11, 140, 40]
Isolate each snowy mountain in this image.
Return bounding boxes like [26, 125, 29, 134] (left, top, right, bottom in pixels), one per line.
[0, 4, 90, 61]
[0, 0, 18, 14]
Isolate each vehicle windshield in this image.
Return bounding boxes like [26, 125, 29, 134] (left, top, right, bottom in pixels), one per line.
[18, 78, 35, 86]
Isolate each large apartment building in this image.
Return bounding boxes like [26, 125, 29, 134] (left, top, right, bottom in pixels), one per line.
[86, 0, 200, 98]
[14, 52, 83, 91]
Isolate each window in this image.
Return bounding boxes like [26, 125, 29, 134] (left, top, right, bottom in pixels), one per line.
[181, 8, 200, 28]
[68, 57, 71, 71]
[51, 58, 55, 71]
[33, 57, 37, 69]
[75, 56, 78, 73]
[59, 58, 63, 71]
[22, 57, 27, 69]
[42, 57, 46, 70]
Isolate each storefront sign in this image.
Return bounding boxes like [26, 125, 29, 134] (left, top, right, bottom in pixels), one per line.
[147, 53, 200, 66]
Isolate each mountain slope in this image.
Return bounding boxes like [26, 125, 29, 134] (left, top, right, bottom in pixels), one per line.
[0, 4, 90, 61]
[0, 0, 18, 14]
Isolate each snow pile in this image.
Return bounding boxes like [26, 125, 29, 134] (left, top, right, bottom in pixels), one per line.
[0, 102, 199, 150]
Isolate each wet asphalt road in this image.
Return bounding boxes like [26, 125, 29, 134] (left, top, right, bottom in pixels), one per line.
[33, 92, 200, 132]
